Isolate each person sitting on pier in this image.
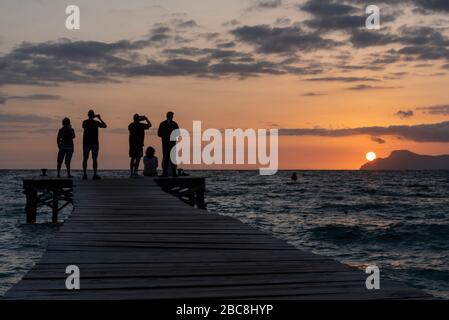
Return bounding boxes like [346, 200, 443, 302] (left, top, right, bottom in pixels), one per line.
[57, 117, 75, 178]
[82, 110, 107, 180]
[143, 146, 158, 177]
[128, 114, 152, 177]
[157, 111, 179, 177]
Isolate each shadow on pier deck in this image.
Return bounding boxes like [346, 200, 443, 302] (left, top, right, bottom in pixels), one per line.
[5, 178, 432, 300]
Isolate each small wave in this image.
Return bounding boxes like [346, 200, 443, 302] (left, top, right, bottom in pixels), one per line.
[309, 224, 366, 244]
[316, 202, 388, 212]
[406, 268, 449, 283]
[309, 222, 449, 245]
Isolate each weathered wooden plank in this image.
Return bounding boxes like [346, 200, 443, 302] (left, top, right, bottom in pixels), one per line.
[5, 177, 432, 300]
[37, 250, 345, 265]
[25, 261, 348, 278]
[5, 280, 430, 300]
[13, 274, 368, 291]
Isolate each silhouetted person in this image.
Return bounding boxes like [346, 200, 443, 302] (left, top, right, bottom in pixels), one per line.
[82, 110, 107, 180]
[157, 111, 179, 177]
[57, 118, 75, 178]
[128, 114, 152, 177]
[143, 146, 158, 177]
[291, 172, 298, 182]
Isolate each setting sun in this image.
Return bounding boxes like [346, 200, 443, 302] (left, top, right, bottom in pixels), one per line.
[366, 152, 377, 162]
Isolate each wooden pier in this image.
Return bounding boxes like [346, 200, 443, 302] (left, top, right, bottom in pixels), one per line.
[23, 178, 73, 223]
[5, 177, 432, 300]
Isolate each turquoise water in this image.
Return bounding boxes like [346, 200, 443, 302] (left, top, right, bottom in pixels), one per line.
[0, 170, 448, 298]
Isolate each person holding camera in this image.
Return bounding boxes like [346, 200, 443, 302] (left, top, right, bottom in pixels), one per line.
[128, 114, 152, 177]
[82, 109, 107, 180]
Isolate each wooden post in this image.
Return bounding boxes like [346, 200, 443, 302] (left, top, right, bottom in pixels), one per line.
[197, 188, 206, 209]
[24, 186, 38, 224]
[52, 190, 59, 224]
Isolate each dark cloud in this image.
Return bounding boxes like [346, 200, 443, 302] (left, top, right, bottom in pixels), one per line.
[349, 29, 398, 48]
[300, 0, 440, 57]
[279, 121, 449, 143]
[0, 38, 143, 85]
[306, 76, 379, 82]
[222, 20, 240, 27]
[399, 26, 448, 47]
[417, 105, 449, 115]
[301, 92, 324, 97]
[1, 9, 447, 86]
[209, 61, 286, 77]
[300, 0, 371, 31]
[0, 112, 54, 124]
[114, 58, 210, 77]
[398, 45, 449, 61]
[385, 26, 449, 62]
[414, 0, 449, 12]
[216, 41, 236, 49]
[369, 51, 402, 66]
[395, 110, 415, 119]
[175, 19, 198, 29]
[250, 0, 283, 10]
[371, 136, 386, 144]
[274, 17, 291, 27]
[301, 0, 357, 17]
[231, 25, 339, 54]
[338, 64, 385, 72]
[6, 94, 61, 101]
[0, 35, 310, 84]
[344, 0, 449, 13]
[304, 15, 366, 31]
[162, 47, 252, 61]
[347, 84, 401, 90]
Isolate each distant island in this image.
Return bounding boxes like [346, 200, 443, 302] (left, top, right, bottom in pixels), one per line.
[360, 150, 449, 170]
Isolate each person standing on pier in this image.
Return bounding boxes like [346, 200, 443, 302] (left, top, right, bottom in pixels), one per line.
[56, 117, 75, 178]
[82, 110, 107, 180]
[128, 114, 152, 177]
[157, 111, 179, 177]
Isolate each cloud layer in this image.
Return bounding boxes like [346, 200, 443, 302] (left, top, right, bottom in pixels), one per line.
[1, 2, 448, 87]
[280, 121, 449, 143]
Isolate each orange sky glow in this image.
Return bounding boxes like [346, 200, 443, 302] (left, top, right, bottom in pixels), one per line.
[1, 0, 449, 170]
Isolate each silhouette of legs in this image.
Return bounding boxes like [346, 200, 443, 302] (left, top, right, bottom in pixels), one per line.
[92, 145, 100, 179]
[162, 143, 177, 177]
[57, 161, 62, 178]
[129, 157, 142, 176]
[57, 150, 63, 178]
[58, 148, 73, 178]
[161, 144, 170, 177]
[93, 159, 98, 175]
[129, 158, 134, 174]
[66, 162, 72, 178]
[83, 144, 100, 180]
[82, 151, 89, 179]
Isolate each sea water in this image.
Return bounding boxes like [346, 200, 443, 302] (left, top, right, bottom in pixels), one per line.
[0, 170, 448, 298]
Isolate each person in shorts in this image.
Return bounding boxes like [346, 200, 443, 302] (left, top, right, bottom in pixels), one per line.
[128, 114, 152, 177]
[57, 117, 75, 178]
[82, 109, 107, 180]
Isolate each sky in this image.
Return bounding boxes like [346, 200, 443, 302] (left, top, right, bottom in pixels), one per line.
[1, 0, 449, 169]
